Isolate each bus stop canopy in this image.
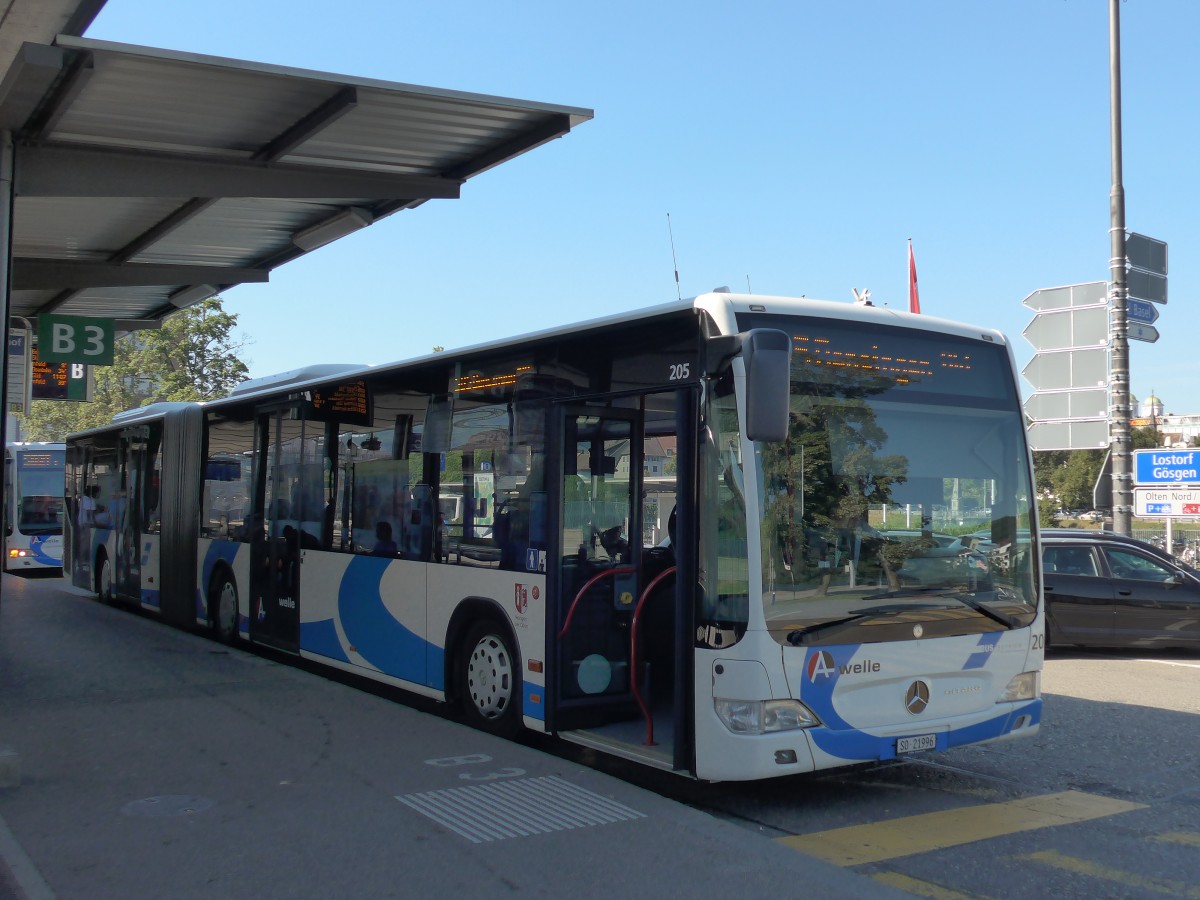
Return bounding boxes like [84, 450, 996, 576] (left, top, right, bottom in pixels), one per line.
[0, 26, 592, 326]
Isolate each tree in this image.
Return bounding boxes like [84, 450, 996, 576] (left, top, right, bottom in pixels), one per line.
[18, 297, 250, 441]
[1032, 427, 1160, 516]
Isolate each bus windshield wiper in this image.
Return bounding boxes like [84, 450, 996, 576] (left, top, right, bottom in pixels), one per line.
[863, 587, 1019, 629]
[943, 592, 1019, 629]
[786, 604, 915, 645]
[860, 586, 963, 602]
[786, 591, 1020, 645]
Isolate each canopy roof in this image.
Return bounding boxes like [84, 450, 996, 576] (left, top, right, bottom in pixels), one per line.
[0, 30, 591, 325]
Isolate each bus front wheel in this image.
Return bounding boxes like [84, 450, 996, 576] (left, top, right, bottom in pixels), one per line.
[458, 621, 521, 738]
[210, 573, 240, 644]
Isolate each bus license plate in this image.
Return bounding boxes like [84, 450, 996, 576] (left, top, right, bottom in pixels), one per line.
[897, 733, 936, 754]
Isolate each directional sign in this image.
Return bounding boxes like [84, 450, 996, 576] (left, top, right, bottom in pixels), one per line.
[1135, 487, 1200, 518]
[1127, 322, 1159, 344]
[1022, 281, 1107, 312]
[1022, 304, 1107, 352]
[1126, 298, 1159, 325]
[1127, 232, 1167, 276]
[1027, 420, 1109, 452]
[1021, 346, 1108, 392]
[1126, 268, 1167, 304]
[1023, 388, 1107, 422]
[1021, 282, 1112, 450]
[1134, 449, 1200, 485]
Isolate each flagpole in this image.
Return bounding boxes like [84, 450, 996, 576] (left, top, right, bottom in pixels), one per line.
[907, 238, 920, 314]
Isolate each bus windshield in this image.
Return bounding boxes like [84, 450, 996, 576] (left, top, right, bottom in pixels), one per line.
[737, 314, 1038, 646]
[14, 449, 66, 536]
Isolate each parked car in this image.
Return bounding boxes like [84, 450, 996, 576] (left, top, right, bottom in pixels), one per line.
[878, 530, 989, 588]
[1040, 529, 1200, 650]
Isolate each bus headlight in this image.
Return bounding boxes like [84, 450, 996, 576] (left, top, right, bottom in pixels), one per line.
[714, 699, 819, 734]
[999, 671, 1040, 703]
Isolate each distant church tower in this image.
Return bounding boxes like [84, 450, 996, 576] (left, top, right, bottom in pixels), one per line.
[1140, 393, 1164, 420]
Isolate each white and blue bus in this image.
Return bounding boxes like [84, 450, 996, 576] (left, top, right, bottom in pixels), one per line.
[4, 442, 66, 573]
[65, 291, 1042, 781]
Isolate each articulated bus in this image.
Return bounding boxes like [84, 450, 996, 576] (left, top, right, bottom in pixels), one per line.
[4, 442, 66, 572]
[64, 291, 1043, 781]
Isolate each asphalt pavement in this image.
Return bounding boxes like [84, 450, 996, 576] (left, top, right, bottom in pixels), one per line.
[0, 572, 909, 899]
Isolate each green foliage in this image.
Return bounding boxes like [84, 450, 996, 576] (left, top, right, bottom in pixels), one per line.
[1032, 427, 1160, 513]
[17, 297, 250, 441]
[1037, 496, 1059, 529]
[1129, 426, 1159, 451]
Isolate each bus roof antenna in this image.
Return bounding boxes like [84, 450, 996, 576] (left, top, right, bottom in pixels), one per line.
[667, 213, 682, 301]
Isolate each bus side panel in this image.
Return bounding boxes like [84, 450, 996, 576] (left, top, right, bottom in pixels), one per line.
[298, 552, 429, 685]
[281, 552, 547, 731]
[427, 565, 547, 730]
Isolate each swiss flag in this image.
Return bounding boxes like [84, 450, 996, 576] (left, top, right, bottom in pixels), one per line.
[908, 239, 921, 314]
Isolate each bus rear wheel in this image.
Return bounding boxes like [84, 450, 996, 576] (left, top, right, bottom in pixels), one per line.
[458, 621, 521, 738]
[95, 550, 114, 604]
[210, 573, 240, 644]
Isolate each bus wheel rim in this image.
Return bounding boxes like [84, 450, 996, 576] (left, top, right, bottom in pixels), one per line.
[219, 582, 237, 634]
[466, 634, 512, 720]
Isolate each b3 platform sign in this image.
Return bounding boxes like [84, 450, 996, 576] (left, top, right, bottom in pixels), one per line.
[37, 314, 114, 365]
[1135, 487, 1200, 518]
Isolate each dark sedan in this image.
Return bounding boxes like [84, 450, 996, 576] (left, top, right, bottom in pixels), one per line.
[1040, 530, 1200, 650]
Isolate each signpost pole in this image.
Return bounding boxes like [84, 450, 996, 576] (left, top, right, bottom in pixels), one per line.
[1108, 0, 1132, 536]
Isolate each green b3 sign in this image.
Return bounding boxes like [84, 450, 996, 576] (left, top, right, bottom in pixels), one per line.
[37, 315, 115, 365]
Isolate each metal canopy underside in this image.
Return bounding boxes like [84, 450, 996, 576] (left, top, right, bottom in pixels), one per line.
[0, 34, 592, 324]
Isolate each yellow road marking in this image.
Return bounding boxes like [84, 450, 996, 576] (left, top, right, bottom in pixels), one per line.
[1154, 831, 1200, 846]
[871, 871, 986, 899]
[1025, 849, 1200, 898]
[776, 790, 1146, 866]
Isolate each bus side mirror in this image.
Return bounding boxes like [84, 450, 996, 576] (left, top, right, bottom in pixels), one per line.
[742, 329, 790, 442]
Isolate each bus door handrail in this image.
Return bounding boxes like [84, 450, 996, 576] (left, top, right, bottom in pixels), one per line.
[557, 565, 636, 640]
[630, 565, 676, 747]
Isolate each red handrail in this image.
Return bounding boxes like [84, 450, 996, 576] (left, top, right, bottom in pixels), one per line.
[557, 566, 636, 640]
[630, 565, 676, 746]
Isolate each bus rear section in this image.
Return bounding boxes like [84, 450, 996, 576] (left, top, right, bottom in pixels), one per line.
[5, 443, 66, 572]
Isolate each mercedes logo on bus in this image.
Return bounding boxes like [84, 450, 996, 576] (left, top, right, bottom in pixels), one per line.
[905, 680, 930, 715]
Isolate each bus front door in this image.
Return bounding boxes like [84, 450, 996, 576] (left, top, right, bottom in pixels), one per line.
[553, 393, 696, 773]
[554, 408, 662, 734]
[249, 409, 302, 653]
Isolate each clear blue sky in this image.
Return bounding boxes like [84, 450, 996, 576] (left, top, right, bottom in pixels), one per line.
[87, 1, 1199, 414]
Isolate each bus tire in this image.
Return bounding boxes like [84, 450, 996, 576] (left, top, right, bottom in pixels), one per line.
[95, 550, 114, 605]
[210, 572, 240, 644]
[457, 621, 521, 738]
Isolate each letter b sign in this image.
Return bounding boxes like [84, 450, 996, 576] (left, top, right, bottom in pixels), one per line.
[37, 315, 114, 365]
